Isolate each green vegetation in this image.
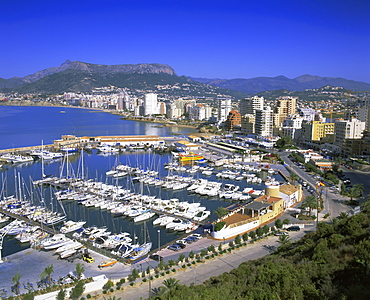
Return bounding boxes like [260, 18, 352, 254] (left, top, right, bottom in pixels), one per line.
[214, 221, 226, 232]
[153, 199, 370, 299]
[275, 136, 296, 149]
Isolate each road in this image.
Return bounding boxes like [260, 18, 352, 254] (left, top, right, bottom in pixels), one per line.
[278, 151, 352, 219]
[99, 228, 312, 300]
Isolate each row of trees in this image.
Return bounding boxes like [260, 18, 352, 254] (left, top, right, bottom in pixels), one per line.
[149, 198, 370, 299]
[11, 263, 86, 299]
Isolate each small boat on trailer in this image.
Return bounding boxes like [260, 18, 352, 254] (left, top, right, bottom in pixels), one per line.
[98, 258, 118, 269]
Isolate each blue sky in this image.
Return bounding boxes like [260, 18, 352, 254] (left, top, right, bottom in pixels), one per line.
[1, 0, 369, 82]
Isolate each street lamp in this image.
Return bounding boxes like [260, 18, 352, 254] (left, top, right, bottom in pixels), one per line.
[157, 230, 161, 253]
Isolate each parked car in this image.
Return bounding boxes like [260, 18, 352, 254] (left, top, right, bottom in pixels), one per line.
[286, 226, 301, 231]
[274, 231, 288, 236]
[190, 233, 203, 239]
[168, 244, 181, 251]
[174, 243, 186, 249]
[149, 254, 164, 261]
[82, 253, 94, 263]
[185, 236, 198, 243]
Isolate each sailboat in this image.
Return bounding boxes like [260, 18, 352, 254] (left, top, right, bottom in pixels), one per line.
[128, 222, 152, 261]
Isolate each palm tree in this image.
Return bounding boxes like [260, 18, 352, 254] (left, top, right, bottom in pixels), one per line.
[347, 187, 361, 203]
[301, 195, 318, 217]
[277, 234, 291, 248]
[288, 172, 298, 185]
[353, 183, 364, 197]
[75, 263, 85, 280]
[361, 195, 370, 213]
[162, 278, 180, 297]
[11, 271, 21, 295]
[40, 264, 54, 286]
[338, 212, 349, 220]
[214, 207, 228, 218]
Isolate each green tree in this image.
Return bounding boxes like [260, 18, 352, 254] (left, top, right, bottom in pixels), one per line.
[361, 196, 370, 213]
[275, 219, 283, 229]
[56, 289, 66, 300]
[256, 227, 264, 237]
[262, 225, 270, 235]
[200, 249, 208, 258]
[288, 172, 299, 185]
[277, 234, 291, 248]
[347, 186, 361, 203]
[167, 259, 176, 268]
[75, 263, 85, 280]
[162, 278, 180, 297]
[234, 235, 242, 245]
[353, 183, 364, 200]
[177, 253, 185, 264]
[214, 207, 229, 218]
[69, 281, 85, 300]
[301, 195, 318, 216]
[249, 231, 256, 239]
[40, 264, 54, 286]
[129, 268, 140, 282]
[242, 233, 249, 242]
[11, 271, 21, 295]
[158, 260, 166, 271]
[188, 251, 195, 259]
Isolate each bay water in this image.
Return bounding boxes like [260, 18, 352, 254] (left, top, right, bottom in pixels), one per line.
[0, 106, 283, 258]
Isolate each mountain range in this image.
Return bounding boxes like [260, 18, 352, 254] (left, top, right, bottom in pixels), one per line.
[191, 75, 370, 94]
[1, 60, 369, 96]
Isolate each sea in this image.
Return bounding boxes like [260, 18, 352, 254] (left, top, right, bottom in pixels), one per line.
[0, 106, 284, 258]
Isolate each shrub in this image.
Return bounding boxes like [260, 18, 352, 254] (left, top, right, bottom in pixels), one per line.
[119, 278, 126, 284]
[172, 269, 176, 272]
[116, 285, 121, 290]
[142, 278, 147, 283]
[192, 261, 196, 265]
[160, 272, 165, 277]
[155, 274, 159, 278]
[86, 294, 91, 299]
[214, 221, 226, 232]
[129, 282, 134, 286]
[166, 270, 170, 274]
[103, 280, 114, 290]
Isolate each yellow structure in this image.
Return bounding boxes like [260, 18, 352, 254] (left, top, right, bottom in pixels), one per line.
[301, 121, 335, 142]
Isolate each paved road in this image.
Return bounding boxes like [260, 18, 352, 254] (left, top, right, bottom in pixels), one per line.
[278, 151, 352, 219]
[99, 228, 312, 300]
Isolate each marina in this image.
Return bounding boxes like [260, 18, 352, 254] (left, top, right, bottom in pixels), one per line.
[0, 143, 285, 259]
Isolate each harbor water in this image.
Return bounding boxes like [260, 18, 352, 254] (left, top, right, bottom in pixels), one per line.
[0, 106, 284, 258]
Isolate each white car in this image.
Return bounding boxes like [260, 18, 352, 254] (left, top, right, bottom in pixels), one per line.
[190, 233, 203, 239]
[274, 231, 288, 236]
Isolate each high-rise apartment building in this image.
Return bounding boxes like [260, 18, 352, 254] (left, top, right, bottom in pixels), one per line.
[273, 96, 297, 127]
[241, 114, 255, 135]
[218, 98, 232, 122]
[255, 106, 273, 137]
[143, 93, 158, 116]
[239, 96, 264, 116]
[334, 118, 366, 147]
[224, 110, 241, 131]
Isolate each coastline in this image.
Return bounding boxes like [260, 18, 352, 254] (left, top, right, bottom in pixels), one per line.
[0, 102, 200, 130]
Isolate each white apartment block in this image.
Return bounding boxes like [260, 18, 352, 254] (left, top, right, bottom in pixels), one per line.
[334, 118, 366, 146]
[218, 98, 232, 122]
[143, 93, 158, 116]
[239, 96, 264, 116]
[255, 106, 273, 137]
[281, 115, 304, 140]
